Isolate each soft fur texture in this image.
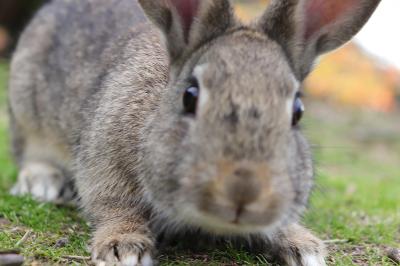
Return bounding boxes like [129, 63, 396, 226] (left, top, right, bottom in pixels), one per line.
[9, 0, 380, 265]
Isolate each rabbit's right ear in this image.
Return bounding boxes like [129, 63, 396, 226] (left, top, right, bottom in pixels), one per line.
[139, 0, 235, 61]
[258, 0, 381, 80]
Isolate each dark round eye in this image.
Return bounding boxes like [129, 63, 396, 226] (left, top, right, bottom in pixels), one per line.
[183, 84, 199, 115]
[292, 93, 305, 126]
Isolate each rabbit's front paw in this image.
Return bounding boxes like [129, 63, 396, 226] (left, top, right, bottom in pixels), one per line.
[10, 162, 73, 203]
[272, 224, 326, 266]
[284, 252, 326, 266]
[91, 232, 155, 266]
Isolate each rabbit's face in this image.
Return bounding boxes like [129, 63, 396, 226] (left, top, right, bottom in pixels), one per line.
[143, 31, 313, 234]
[140, 0, 380, 235]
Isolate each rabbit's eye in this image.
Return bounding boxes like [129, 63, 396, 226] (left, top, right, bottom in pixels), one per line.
[183, 84, 199, 115]
[292, 93, 304, 126]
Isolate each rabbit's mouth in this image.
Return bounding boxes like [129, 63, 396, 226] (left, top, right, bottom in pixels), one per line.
[178, 201, 289, 235]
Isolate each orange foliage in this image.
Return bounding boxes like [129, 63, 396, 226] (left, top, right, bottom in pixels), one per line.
[234, 0, 269, 22]
[234, 1, 399, 112]
[306, 43, 397, 112]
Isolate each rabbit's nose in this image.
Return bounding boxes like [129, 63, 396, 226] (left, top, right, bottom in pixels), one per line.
[225, 167, 262, 207]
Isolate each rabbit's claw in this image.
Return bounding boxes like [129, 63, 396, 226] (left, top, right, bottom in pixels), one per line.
[285, 253, 326, 266]
[272, 224, 327, 266]
[92, 232, 155, 266]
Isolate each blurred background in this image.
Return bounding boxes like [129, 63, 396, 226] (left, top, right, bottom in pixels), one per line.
[1, 0, 399, 111]
[0, 0, 399, 264]
[234, 0, 400, 112]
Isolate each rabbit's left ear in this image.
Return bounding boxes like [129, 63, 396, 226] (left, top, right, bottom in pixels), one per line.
[259, 0, 381, 79]
[139, 0, 235, 61]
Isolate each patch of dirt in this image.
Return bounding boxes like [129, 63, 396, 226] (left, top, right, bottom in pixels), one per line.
[0, 217, 11, 227]
[327, 243, 399, 265]
[386, 248, 400, 264]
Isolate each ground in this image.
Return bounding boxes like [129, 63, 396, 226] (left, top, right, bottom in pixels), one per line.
[0, 60, 399, 265]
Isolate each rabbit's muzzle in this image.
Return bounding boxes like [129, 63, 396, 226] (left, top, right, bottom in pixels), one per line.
[195, 160, 292, 229]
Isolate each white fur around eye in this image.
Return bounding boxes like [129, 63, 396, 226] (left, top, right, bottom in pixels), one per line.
[193, 64, 210, 112]
[287, 76, 300, 117]
[286, 99, 294, 117]
[292, 76, 300, 91]
[199, 86, 210, 111]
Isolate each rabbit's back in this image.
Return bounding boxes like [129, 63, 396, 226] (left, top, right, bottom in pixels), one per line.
[9, 0, 154, 154]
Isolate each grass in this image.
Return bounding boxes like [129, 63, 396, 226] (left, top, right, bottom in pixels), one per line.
[0, 60, 399, 265]
[303, 103, 400, 265]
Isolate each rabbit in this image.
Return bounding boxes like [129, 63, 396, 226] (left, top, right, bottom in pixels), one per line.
[8, 0, 381, 265]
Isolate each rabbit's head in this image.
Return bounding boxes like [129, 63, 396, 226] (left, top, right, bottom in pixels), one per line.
[139, 0, 380, 234]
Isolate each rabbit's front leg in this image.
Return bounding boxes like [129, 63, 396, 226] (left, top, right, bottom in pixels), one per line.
[269, 223, 326, 266]
[91, 213, 155, 266]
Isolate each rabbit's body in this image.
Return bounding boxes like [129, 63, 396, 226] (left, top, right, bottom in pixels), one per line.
[9, 0, 380, 265]
[9, 0, 154, 163]
[9, 0, 166, 201]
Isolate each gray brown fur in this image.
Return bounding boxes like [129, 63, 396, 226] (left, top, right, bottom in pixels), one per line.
[9, 0, 380, 265]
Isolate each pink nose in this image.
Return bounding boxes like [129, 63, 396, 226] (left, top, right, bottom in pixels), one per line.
[225, 167, 262, 207]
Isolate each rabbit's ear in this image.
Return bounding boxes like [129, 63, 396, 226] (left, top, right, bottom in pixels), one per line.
[139, 0, 235, 61]
[258, 0, 381, 79]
